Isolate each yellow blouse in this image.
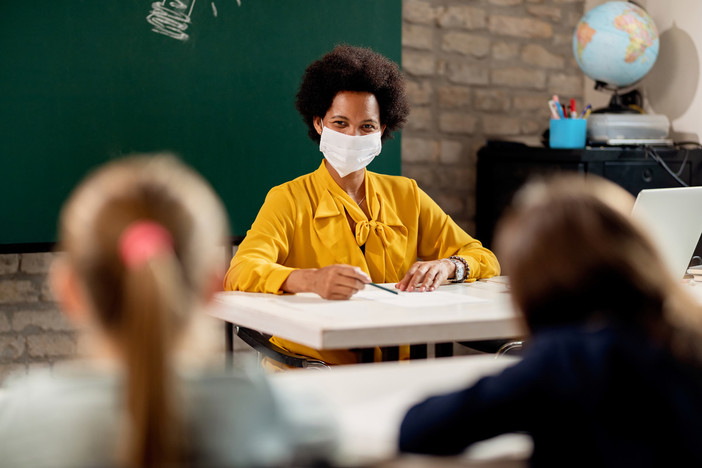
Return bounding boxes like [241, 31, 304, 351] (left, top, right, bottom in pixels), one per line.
[224, 161, 500, 364]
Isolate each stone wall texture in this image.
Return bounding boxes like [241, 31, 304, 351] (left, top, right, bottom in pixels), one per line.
[0, 0, 585, 382]
[0, 252, 240, 384]
[401, 0, 585, 233]
[0, 252, 76, 382]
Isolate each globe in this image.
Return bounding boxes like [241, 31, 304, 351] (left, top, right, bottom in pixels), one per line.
[573, 1, 659, 89]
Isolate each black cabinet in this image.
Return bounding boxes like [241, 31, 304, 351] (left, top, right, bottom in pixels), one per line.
[476, 142, 702, 249]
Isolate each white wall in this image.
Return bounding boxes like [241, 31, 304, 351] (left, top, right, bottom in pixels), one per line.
[583, 0, 702, 141]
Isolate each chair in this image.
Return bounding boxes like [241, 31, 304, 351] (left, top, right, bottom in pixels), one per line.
[456, 339, 526, 358]
[458, 339, 520, 354]
[495, 340, 525, 358]
[234, 326, 331, 370]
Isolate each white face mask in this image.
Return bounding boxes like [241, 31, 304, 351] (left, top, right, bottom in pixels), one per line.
[319, 125, 382, 178]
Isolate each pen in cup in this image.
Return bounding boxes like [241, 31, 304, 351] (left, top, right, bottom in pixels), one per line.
[579, 104, 592, 119]
[368, 282, 399, 295]
[553, 95, 565, 119]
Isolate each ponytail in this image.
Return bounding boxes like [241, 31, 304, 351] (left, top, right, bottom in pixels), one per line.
[57, 155, 230, 467]
[119, 222, 189, 467]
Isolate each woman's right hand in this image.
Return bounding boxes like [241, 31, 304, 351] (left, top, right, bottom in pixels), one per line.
[283, 265, 371, 300]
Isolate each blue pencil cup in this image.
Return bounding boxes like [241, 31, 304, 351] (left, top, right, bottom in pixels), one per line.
[549, 119, 587, 149]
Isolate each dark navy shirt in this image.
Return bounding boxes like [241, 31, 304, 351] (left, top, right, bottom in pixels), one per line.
[399, 324, 702, 467]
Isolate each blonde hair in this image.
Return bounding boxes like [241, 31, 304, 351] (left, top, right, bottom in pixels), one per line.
[495, 174, 702, 364]
[57, 154, 228, 467]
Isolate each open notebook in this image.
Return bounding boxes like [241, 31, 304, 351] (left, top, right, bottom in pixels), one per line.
[631, 186, 702, 280]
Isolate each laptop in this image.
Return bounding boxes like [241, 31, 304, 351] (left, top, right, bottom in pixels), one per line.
[631, 186, 702, 280]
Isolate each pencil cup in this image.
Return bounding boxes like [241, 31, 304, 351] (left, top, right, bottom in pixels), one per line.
[549, 119, 587, 149]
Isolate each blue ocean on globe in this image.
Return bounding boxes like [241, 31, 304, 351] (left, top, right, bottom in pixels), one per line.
[573, 1, 659, 88]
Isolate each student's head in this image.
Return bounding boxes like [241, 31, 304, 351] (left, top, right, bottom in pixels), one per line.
[52, 154, 228, 467]
[296, 44, 410, 143]
[494, 174, 673, 333]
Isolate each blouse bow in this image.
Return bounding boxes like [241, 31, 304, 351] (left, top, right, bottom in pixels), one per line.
[355, 219, 397, 247]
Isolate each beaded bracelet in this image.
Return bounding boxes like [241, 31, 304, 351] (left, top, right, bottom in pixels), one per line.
[448, 255, 470, 283]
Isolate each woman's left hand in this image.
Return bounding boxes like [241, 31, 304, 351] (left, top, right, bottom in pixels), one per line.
[396, 259, 455, 292]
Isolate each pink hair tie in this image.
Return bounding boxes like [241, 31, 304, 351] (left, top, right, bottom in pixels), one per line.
[119, 220, 174, 269]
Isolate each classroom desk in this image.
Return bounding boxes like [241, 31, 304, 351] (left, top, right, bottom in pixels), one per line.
[210, 278, 524, 359]
[270, 354, 531, 467]
[0, 357, 529, 467]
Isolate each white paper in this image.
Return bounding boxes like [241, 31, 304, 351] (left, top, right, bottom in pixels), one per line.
[356, 286, 488, 307]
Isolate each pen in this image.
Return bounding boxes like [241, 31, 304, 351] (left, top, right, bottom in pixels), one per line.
[548, 100, 560, 119]
[569, 98, 577, 119]
[579, 104, 591, 119]
[368, 282, 399, 295]
[553, 95, 565, 119]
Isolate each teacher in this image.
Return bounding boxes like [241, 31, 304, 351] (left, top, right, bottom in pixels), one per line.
[224, 45, 499, 364]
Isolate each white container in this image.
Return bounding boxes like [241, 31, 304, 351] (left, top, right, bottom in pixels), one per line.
[587, 113, 670, 143]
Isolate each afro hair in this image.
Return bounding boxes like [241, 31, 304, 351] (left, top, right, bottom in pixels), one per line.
[295, 45, 410, 143]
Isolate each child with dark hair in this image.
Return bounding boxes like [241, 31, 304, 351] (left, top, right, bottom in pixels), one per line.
[399, 174, 702, 467]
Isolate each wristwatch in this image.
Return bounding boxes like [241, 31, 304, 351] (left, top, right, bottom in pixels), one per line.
[447, 255, 469, 283]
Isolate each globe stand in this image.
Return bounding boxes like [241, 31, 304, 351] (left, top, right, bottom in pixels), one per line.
[591, 81, 642, 114]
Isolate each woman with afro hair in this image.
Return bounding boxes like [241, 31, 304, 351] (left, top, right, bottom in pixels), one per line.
[224, 45, 499, 365]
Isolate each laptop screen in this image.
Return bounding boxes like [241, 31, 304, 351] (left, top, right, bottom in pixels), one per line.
[631, 186, 702, 280]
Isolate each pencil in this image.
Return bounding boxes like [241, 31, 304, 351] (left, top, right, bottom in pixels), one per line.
[368, 282, 399, 295]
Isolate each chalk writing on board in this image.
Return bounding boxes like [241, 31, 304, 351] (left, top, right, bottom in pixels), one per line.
[147, 0, 197, 41]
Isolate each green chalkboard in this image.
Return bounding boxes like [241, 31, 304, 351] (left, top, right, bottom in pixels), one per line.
[0, 1, 402, 248]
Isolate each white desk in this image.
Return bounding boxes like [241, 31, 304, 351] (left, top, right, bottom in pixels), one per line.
[270, 354, 531, 467]
[211, 278, 524, 351]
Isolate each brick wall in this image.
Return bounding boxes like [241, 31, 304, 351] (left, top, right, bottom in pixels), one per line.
[0, 251, 236, 384]
[401, 0, 585, 233]
[0, 1, 586, 381]
[0, 253, 77, 382]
